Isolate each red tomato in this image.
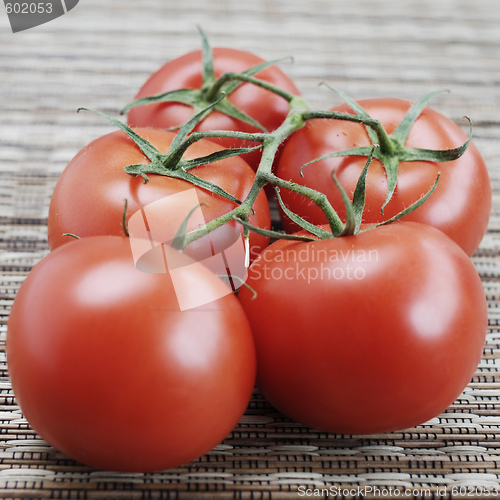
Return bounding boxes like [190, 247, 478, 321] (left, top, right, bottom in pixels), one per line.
[7, 236, 256, 472]
[47, 128, 270, 263]
[276, 98, 491, 256]
[127, 48, 300, 171]
[238, 222, 487, 434]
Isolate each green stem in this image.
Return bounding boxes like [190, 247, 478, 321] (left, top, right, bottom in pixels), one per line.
[180, 95, 347, 248]
[206, 72, 296, 103]
[183, 130, 269, 148]
[181, 99, 306, 248]
[302, 110, 395, 155]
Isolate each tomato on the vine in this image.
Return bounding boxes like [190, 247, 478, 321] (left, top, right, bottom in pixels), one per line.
[47, 128, 271, 262]
[238, 222, 487, 434]
[276, 98, 491, 256]
[7, 236, 256, 472]
[126, 48, 300, 171]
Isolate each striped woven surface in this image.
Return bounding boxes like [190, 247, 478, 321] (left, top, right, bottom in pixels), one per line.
[1, 1, 500, 498]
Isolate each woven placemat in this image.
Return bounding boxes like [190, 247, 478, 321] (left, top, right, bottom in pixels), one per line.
[1, 1, 500, 498]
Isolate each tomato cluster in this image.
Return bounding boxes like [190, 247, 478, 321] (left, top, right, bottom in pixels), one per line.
[7, 32, 490, 473]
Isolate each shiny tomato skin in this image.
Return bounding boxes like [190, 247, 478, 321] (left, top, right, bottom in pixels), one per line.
[238, 222, 487, 434]
[7, 236, 256, 472]
[127, 48, 300, 171]
[276, 98, 491, 256]
[47, 128, 270, 262]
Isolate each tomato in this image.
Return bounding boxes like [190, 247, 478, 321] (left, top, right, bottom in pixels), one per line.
[126, 48, 300, 171]
[238, 222, 487, 434]
[7, 236, 256, 472]
[276, 98, 491, 256]
[47, 128, 271, 263]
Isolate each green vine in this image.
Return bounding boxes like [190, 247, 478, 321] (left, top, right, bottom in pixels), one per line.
[83, 28, 471, 257]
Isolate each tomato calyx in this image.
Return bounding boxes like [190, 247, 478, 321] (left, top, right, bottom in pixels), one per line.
[301, 88, 471, 213]
[120, 27, 296, 132]
[335, 159, 441, 238]
[77, 106, 262, 205]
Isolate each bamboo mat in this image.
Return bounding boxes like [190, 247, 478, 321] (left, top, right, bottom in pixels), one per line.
[1, 1, 500, 498]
